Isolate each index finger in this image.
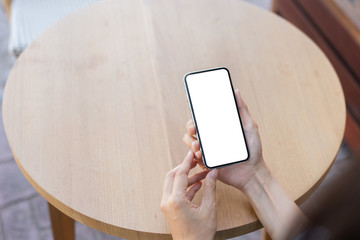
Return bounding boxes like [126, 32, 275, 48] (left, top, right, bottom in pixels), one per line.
[186, 119, 196, 136]
[162, 165, 180, 201]
[234, 89, 252, 124]
[173, 151, 195, 196]
[186, 119, 193, 129]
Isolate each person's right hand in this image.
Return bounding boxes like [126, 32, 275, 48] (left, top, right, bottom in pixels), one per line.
[183, 89, 268, 191]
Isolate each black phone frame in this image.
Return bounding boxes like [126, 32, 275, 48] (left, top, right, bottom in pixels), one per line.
[183, 67, 250, 169]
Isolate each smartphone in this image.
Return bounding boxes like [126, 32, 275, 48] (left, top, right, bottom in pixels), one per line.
[184, 67, 249, 169]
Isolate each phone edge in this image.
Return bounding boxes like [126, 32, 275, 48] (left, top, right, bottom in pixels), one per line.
[183, 67, 250, 169]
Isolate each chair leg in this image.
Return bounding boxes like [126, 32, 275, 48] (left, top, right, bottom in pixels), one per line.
[271, 0, 279, 13]
[48, 203, 75, 240]
[1, 0, 12, 17]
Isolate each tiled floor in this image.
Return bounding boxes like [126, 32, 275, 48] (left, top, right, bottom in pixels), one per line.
[0, 1, 353, 240]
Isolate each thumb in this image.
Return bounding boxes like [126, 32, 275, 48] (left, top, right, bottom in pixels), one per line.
[201, 169, 218, 210]
[235, 89, 252, 126]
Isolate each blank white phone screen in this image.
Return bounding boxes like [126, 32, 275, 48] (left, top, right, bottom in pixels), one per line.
[185, 68, 248, 168]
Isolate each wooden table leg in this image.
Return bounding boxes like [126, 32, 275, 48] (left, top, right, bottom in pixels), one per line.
[48, 203, 75, 240]
[271, 0, 279, 12]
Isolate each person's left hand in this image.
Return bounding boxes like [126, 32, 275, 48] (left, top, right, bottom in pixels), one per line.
[160, 151, 218, 240]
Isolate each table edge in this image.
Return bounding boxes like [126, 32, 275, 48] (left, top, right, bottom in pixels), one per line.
[9, 147, 173, 239]
[1, 0, 347, 236]
[6, 138, 344, 239]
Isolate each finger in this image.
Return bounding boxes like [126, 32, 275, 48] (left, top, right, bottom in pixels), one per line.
[183, 134, 199, 151]
[186, 119, 193, 128]
[186, 119, 193, 129]
[191, 140, 200, 152]
[186, 181, 202, 201]
[195, 151, 202, 160]
[201, 169, 218, 210]
[173, 151, 196, 196]
[188, 170, 209, 187]
[162, 165, 181, 200]
[234, 89, 252, 126]
[235, 89, 259, 130]
[190, 159, 197, 169]
[234, 89, 246, 109]
[194, 152, 206, 170]
[187, 123, 196, 137]
[186, 119, 197, 136]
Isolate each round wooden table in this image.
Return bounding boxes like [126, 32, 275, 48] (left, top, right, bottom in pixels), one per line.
[2, 0, 345, 239]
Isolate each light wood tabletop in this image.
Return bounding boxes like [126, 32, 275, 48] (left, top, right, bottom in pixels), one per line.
[2, 0, 345, 239]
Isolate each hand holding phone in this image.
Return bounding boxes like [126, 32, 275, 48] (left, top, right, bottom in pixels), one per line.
[184, 67, 249, 169]
[182, 93, 308, 240]
[183, 69, 266, 190]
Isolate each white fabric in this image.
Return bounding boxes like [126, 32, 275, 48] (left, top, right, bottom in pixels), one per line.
[9, 0, 98, 56]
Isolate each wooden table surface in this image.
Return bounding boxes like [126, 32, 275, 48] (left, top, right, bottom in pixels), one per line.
[2, 0, 345, 239]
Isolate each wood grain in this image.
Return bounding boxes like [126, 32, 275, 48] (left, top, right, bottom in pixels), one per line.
[280, 0, 360, 157]
[2, 0, 345, 238]
[299, 0, 360, 81]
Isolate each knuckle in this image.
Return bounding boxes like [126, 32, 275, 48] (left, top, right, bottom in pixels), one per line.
[160, 201, 167, 212]
[206, 180, 216, 191]
[244, 104, 249, 111]
[186, 119, 192, 127]
[248, 119, 258, 129]
[165, 170, 174, 178]
[175, 168, 186, 177]
[169, 198, 182, 209]
[182, 133, 188, 142]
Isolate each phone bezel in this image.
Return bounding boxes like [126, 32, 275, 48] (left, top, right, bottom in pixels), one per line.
[183, 67, 250, 169]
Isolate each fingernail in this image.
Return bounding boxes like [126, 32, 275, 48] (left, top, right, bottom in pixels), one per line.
[210, 169, 218, 179]
[187, 150, 192, 156]
[192, 140, 198, 148]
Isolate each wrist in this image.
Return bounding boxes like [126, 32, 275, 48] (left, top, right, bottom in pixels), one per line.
[240, 160, 273, 197]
